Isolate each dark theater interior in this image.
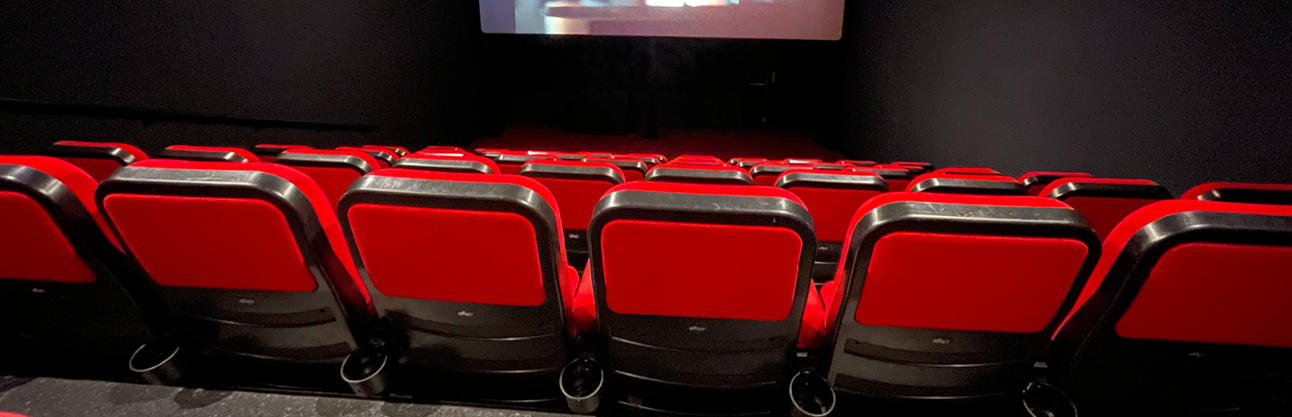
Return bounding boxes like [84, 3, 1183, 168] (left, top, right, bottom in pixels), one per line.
[1, 1, 1290, 416]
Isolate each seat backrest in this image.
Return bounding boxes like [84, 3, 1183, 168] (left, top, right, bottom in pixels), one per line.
[519, 160, 625, 231]
[729, 157, 767, 169]
[907, 173, 1026, 195]
[838, 160, 876, 167]
[783, 158, 823, 166]
[582, 157, 647, 182]
[1041, 178, 1173, 240]
[494, 153, 560, 175]
[892, 161, 934, 170]
[0, 156, 160, 354]
[587, 181, 817, 415]
[620, 153, 665, 165]
[1020, 171, 1093, 196]
[421, 146, 467, 153]
[934, 167, 1001, 176]
[873, 163, 927, 175]
[1049, 200, 1292, 416]
[337, 169, 577, 380]
[362, 145, 409, 157]
[275, 149, 380, 209]
[673, 155, 724, 164]
[44, 141, 149, 182]
[337, 146, 398, 169]
[847, 167, 915, 192]
[823, 192, 1100, 400]
[775, 169, 887, 244]
[251, 144, 311, 162]
[645, 164, 752, 185]
[97, 159, 369, 362]
[1181, 182, 1292, 205]
[750, 162, 797, 186]
[394, 153, 499, 174]
[159, 145, 260, 163]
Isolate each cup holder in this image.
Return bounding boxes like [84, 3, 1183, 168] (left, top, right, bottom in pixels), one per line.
[789, 371, 836, 417]
[560, 357, 603, 414]
[128, 336, 188, 385]
[341, 344, 390, 396]
[1021, 382, 1077, 417]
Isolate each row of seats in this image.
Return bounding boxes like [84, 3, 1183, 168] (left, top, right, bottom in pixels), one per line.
[3, 142, 1291, 416]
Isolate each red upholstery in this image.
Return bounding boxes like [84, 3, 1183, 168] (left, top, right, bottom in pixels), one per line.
[0, 191, 97, 283]
[51, 141, 149, 182]
[0, 156, 119, 248]
[278, 149, 381, 208]
[53, 141, 149, 161]
[1019, 171, 1093, 196]
[421, 146, 467, 153]
[907, 172, 1017, 190]
[496, 153, 560, 175]
[337, 146, 396, 168]
[573, 262, 597, 333]
[521, 160, 625, 230]
[363, 145, 410, 156]
[1041, 178, 1168, 239]
[825, 193, 1081, 336]
[403, 153, 501, 174]
[582, 157, 646, 182]
[646, 164, 751, 184]
[777, 169, 885, 242]
[674, 155, 724, 164]
[848, 167, 913, 192]
[1058, 200, 1292, 347]
[1181, 182, 1292, 200]
[353, 169, 580, 316]
[348, 204, 546, 306]
[588, 181, 823, 346]
[165, 145, 260, 162]
[102, 160, 370, 306]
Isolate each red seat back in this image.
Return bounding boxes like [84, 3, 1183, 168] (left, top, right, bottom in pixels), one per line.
[775, 169, 886, 243]
[396, 153, 499, 174]
[644, 164, 752, 185]
[276, 149, 381, 209]
[907, 173, 1025, 195]
[251, 144, 311, 162]
[847, 167, 915, 192]
[45, 141, 149, 182]
[337, 146, 398, 169]
[1041, 178, 1173, 239]
[519, 160, 625, 231]
[582, 157, 647, 182]
[1181, 181, 1292, 205]
[159, 145, 260, 163]
[1020, 171, 1094, 196]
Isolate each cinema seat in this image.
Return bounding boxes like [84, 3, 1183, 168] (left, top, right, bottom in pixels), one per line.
[892, 161, 935, 171]
[775, 169, 887, 282]
[0, 156, 161, 372]
[421, 146, 467, 153]
[251, 144, 311, 162]
[848, 167, 915, 192]
[579, 181, 823, 415]
[673, 155, 724, 165]
[907, 173, 1026, 195]
[873, 163, 926, 175]
[337, 169, 580, 401]
[821, 193, 1100, 401]
[158, 145, 260, 162]
[275, 149, 381, 209]
[394, 153, 498, 174]
[44, 141, 149, 182]
[729, 157, 767, 169]
[645, 164, 753, 185]
[783, 158, 823, 166]
[337, 146, 398, 169]
[934, 167, 1004, 176]
[1020, 171, 1094, 196]
[812, 162, 849, 171]
[1041, 178, 1173, 240]
[579, 151, 614, 159]
[837, 160, 876, 167]
[750, 162, 797, 186]
[582, 157, 647, 181]
[97, 159, 370, 386]
[621, 153, 666, 165]
[1180, 182, 1292, 205]
[1049, 200, 1292, 416]
[520, 160, 626, 266]
[362, 145, 409, 157]
[495, 153, 560, 175]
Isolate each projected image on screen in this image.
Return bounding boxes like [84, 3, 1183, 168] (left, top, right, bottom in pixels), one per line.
[479, 0, 845, 40]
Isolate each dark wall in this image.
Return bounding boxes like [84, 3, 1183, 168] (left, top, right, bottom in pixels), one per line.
[838, 1, 1292, 193]
[0, 1, 489, 153]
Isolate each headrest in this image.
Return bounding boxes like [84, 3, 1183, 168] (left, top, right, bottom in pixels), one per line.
[396, 153, 499, 174]
[362, 145, 409, 157]
[1180, 182, 1292, 205]
[160, 145, 259, 163]
[907, 173, 1025, 195]
[644, 164, 753, 185]
[278, 149, 381, 173]
[337, 146, 397, 168]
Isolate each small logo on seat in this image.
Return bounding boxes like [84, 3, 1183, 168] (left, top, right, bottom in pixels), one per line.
[30, 288, 45, 294]
[688, 325, 706, 332]
[458, 311, 474, 317]
[932, 338, 951, 345]
[238, 298, 255, 305]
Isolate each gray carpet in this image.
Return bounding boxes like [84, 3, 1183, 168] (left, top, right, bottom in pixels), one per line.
[0, 376, 573, 417]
